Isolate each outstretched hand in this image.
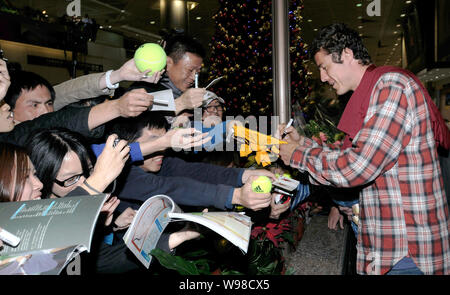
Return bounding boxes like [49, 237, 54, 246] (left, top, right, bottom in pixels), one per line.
[168, 209, 208, 250]
[165, 127, 211, 150]
[115, 88, 154, 117]
[175, 88, 206, 114]
[101, 196, 120, 227]
[114, 207, 137, 231]
[232, 175, 272, 211]
[88, 134, 130, 191]
[0, 59, 10, 100]
[116, 58, 164, 84]
[269, 194, 291, 219]
[328, 206, 344, 230]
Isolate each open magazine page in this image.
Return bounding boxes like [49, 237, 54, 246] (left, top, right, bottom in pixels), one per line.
[0, 194, 108, 274]
[168, 211, 252, 253]
[0, 245, 82, 275]
[123, 195, 181, 268]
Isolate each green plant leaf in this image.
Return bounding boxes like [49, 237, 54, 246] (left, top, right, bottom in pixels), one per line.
[182, 249, 210, 259]
[193, 258, 212, 274]
[256, 261, 279, 275]
[284, 267, 296, 275]
[150, 248, 200, 275]
[221, 269, 245, 275]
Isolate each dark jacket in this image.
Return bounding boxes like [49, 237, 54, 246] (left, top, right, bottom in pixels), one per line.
[115, 156, 244, 213]
[0, 105, 104, 146]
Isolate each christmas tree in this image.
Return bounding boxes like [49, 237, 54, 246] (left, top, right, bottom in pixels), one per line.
[207, 0, 311, 118]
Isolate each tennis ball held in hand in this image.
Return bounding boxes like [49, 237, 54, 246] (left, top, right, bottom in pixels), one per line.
[251, 176, 272, 193]
[134, 43, 167, 74]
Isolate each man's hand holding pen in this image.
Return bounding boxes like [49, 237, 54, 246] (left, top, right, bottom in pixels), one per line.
[277, 120, 302, 166]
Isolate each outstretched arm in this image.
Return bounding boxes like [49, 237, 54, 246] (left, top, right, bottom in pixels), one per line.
[53, 58, 164, 111]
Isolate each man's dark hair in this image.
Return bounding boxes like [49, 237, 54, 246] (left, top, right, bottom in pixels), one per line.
[27, 128, 93, 198]
[310, 23, 371, 65]
[107, 111, 170, 142]
[5, 70, 56, 109]
[164, 33, 206, 63]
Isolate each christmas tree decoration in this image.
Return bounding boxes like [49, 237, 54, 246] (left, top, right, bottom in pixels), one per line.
[208, 0, 310, 118]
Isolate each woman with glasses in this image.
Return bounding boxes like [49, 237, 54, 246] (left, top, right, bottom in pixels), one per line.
[25, 128, 202, 273]
[27, 128, 128, 199]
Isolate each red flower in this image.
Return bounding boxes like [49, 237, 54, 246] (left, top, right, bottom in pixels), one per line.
[251, 219, 292, 247]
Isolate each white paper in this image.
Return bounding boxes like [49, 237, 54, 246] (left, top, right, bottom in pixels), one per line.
[205, 76, 224, 90]
[272, 176, 300, 192]
[148, 89, 176, 112]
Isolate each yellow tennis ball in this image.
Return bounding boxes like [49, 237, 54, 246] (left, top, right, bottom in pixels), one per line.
[134, 43, 167, 74]
[251, 176, 272, 193]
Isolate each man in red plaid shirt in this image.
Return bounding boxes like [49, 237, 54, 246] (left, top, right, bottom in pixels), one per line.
[279, 23, 450, 275]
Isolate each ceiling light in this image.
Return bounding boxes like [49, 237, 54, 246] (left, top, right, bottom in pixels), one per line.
[108, 25, 112, 29]
[356, 3, 362, 7]
[187, 1, 199, 10]
[400, 14, 406, 17]
[358, 16, 363, 19]
[358, 25, 363, 29]
[307, 19, 312, 22]
[42, 10, 46, 14]
[196, 16, 202, 20]
[394, 31, 398, 34]
[396, 24, 401, 27]
[150, 21, 156, 24]
[406, 1, 412, 4]
[121, 10, 125, 13]
[314, 28, 318, 31]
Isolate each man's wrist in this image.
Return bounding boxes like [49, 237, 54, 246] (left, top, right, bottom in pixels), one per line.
[105, 70, 119, 89]
[174, 99, 185, 115]
[143, 136, 167, 154]
[109, 69, 122, 85]
[107, 98, 122, 118]
[231, 187, 242, 205]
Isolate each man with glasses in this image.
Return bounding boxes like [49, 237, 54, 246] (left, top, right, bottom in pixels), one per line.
[202, 91, 225, 128]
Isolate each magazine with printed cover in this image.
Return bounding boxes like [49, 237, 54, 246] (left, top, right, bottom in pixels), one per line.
[123, 195, 252, 268]
[0, 194, 108, 275]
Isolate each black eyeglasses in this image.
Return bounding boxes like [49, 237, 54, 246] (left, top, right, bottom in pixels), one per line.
[54, 167, 93, 188]
[205, 105, 224, 113]
[54, 173, 83, 187]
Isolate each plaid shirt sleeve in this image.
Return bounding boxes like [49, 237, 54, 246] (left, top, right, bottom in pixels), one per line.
[290, 79, 412, 188]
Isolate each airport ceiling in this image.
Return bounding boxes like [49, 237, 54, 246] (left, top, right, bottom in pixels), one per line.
[10, 0, 412, 71]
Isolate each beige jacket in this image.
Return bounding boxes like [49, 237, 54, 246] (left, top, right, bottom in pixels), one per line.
[53, 72, 114, 111]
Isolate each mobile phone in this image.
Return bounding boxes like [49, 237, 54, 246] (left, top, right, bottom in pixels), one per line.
[274, 193, 291, 205]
